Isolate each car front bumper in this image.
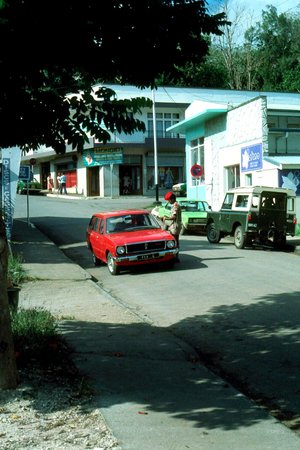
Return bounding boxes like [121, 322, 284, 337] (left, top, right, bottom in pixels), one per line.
[113, 248, 178, 264]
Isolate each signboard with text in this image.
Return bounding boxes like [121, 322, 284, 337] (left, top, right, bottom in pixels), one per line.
[241, 143, 263, 172]
[19, 165, 31, 180]
[83, 148, 123, 166]
[1, 147, 21, 240]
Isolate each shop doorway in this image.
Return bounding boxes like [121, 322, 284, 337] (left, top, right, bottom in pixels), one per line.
[119, 165, 142, 195]
[41, 163, 50, 189]
[87, 166, 100, 196]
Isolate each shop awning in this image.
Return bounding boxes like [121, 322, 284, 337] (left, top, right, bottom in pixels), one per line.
[167, 107, 227, 135]
[264, 156, 300, 169]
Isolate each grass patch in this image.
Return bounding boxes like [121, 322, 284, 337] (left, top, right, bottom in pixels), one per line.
[12, 308, 57, 342]
[8, 253, 26, 286]
[11, 308, 78, 378]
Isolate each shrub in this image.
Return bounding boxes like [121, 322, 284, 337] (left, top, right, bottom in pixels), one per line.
[11, 308, 59, 367]
[8, 253, 26, 287]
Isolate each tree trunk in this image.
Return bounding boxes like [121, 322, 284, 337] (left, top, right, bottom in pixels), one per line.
[0, 217, 18, 389]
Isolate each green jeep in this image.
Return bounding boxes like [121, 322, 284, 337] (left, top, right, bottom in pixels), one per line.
[206, 186, 297, 249]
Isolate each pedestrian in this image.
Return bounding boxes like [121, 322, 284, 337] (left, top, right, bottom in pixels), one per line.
[160, 191, 181, 260]
[59, 172, 67, 195]
[122, 172, 131, 194]
[56, 172, 61, 194]
[47, 173, 54, 193]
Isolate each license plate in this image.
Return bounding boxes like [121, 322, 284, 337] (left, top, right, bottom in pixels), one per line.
[138, 253, 159, 260]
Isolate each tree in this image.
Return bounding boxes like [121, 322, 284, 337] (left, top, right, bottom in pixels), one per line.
[245, 5, 300, 91]
[0, 0, 227, 388]
[158, 47, 229, 88]
[210, 0, 263, 90]
[203, 1, 300, 92]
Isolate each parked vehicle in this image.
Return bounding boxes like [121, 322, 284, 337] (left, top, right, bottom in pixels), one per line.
[206, 186, 297, 249]
[172, 182, 187, 197]
[17, 178, 42, 195]
[152, 198, 211, 235]
[86, 209, 178, 275]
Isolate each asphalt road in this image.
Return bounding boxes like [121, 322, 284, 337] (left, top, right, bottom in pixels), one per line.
[14, 194, 300, 433]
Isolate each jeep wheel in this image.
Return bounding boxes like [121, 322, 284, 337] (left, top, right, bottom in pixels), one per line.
[207, 223, 221, 243]
[107, 252, 120, 275]
[273, 232, 286, 250]
[234, 226, 245, 249]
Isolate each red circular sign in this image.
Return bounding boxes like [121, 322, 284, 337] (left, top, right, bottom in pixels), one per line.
[30, 158, 37, 165]
[190, 164, 203, 178]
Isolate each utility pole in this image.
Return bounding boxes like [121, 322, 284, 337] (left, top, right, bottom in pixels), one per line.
[152, 89, 159, 204]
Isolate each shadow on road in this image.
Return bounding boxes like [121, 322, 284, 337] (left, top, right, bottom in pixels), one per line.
[170, 290, 300, 432]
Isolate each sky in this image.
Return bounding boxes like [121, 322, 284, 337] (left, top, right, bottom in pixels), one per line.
[207, 0, 300, 19]
[206, 0, 300, 40]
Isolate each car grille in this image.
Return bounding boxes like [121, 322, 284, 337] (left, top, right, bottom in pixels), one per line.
[126, 240, 166, 254]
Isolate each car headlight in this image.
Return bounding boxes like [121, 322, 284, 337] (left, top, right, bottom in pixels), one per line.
[166, 240, 175, 249]
[116, 246, 126, 255]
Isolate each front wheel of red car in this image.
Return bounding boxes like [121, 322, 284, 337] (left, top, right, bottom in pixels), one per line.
[107, 252, 120, 275]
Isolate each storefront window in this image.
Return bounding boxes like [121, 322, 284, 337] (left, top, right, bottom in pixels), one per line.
[147, 166, 181, 190]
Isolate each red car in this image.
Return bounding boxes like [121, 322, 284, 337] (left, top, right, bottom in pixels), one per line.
[86, 209, 178, 275]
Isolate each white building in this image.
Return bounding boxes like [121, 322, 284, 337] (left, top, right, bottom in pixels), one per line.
[168, 92, 300, 232]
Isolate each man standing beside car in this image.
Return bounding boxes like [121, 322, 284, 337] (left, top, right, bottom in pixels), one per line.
[160, 191, 182, 260]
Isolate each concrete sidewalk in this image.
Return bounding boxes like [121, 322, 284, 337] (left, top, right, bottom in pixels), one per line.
[11, 218, 300, 450]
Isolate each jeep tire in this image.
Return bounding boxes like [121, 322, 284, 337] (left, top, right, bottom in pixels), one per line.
[207, 222, 221, 243]
[234, 225, 246, 249]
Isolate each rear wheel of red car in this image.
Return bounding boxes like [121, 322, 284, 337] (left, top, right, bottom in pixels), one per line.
[92, 252, 101, 266]
[107, 252, 120, 275]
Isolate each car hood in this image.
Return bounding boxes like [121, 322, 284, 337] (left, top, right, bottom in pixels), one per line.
[107, 228, 173, 245]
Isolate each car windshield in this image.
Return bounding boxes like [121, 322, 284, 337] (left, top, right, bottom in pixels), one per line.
[179, 201, 209, 212]
[106, 213, 161, 233]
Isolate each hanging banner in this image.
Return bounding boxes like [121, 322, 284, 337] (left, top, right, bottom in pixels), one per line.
[1, 147, 21, 240]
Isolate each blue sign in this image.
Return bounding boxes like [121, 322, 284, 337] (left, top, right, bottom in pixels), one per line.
[83, 148, 123, 166]
[241, 143, 263, 172]
[2, 158, 12, 240]
[19, 165, 31, 180]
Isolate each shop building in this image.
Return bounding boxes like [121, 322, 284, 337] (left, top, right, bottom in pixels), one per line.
[168, 92, 300, 230]
[20, 84, 201, 197]
[20, 85, 300, 221]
